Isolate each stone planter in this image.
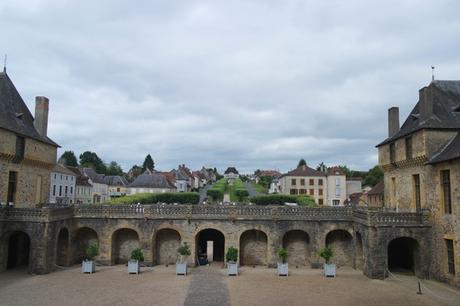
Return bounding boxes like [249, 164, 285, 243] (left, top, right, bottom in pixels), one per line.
[277, 262, 288, 276]
[82, 260, 95, 274]
[176, 262, 187, 275]
[227, 262, 238, 276]
[324, 263, 336, 277]
[128, 260, 140, 274]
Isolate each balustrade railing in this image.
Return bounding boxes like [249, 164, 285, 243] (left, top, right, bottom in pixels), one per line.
[0, 204, 430, 226]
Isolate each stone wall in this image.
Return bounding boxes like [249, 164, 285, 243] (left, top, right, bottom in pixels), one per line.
[282, 230, 310, 266]
[240, 230, 268, 266]
[155, 229, 181, 265]
[112, 229, 140, 264]
[326, 230, 353, 267]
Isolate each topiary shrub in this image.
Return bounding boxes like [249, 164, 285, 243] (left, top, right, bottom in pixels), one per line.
[86, 244, 99, 260]
[131, 248, 144, 262]
[319, 246, 334, 264]
[226, 247, 238, 263]
[250, 194, 298, 205]
[277, 248, 288, 263]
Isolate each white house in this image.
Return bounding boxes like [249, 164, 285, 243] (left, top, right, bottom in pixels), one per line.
[67, 166, 93, 204]
[224, 167, 239, 183]
[82, 168, 109, 203]
[49, 164, 76, 205]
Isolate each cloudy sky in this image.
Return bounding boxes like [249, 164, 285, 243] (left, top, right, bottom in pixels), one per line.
[1, 1, 460, 173]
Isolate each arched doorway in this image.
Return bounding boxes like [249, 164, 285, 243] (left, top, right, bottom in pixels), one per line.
[112, 229, 140, 264]
[355, 232, 364, 270]
[56, 228, 70, 266]
[7, 231, 30, 270]
[282, 230, 310, 266]
[154, 229, 181, 265]
[195, 229, 225, 265]
[74, 227, 99, 263]
[240, 229, 268, 266]
[326, 230, 353, 267]
[388, 237, 420, 274]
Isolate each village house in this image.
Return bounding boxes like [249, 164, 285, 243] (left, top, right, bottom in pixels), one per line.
[104, 175, 129, 198]
[82, 168, 109, 203]
[376, 79, 460, 285]
[67, 166, 93, 204]
[0, 69, 59, 207]
[224, 167, 239, 183]
[49, 163, 76, 205]
[366, 181, 384, 207]
[127, 170, 176, 194]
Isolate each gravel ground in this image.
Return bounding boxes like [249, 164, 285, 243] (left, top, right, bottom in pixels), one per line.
[0, 264, 459, 306]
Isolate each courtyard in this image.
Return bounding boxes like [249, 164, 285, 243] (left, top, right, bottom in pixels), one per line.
[0, 264, 459, 306]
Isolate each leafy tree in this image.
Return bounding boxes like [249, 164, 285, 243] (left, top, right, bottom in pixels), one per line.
[339, 165, 353, 177]
[254, 169, 261, 176]
[59, 151, 78, 167]
[79, 151, 107, 174]
[316, 162, 326, 172]
[128, 165, 143, 181]
[363, 165, 383, 187]
[142, 154, 155, 172]
[107, 161, 123, 176]
[297, 159, 307, 168]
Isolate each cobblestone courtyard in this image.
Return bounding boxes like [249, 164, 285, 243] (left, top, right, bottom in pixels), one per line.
[1, 265, 460, 306]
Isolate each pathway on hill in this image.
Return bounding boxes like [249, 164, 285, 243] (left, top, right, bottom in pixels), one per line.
[183, 264, 230, 306]
[223, 192, 230, 202]
[245, 181, 262, 197]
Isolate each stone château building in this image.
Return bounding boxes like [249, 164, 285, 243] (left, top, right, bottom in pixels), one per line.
[0, 69, 58, 207]
[377, 80, 460, 286]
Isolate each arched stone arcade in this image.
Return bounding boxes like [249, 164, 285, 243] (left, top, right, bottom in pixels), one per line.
[56, 228, 70, 267]
[73, 227, 99, 264]
[282, 230, 311, 266]
[6, 231, 30, 270]
[325, 229, 353, 267]
[387, 237, 420, 274]
[154, 228, 181, 265]
[240, 229, 268, 266]
[195, 228, 225, 264]
[111, 228, 140, 264]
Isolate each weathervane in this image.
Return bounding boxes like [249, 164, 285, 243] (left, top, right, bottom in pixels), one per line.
[431, 65, 435, 81]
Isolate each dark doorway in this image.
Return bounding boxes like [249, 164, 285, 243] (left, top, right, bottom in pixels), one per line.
[196, 229, 225, 264]
[56, 228, 70, 266]
[388, 237, 419, 274]
[7, 231, 30, 269]
[7, 171, 17, 205]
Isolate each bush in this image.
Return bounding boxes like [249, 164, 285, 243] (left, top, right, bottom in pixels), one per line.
[296, 196, 316, 207]
[207, 178, 227, 201]
[319, 246, 334, 264]
[130, 248, 144, 262]
[109, 192, 199, 205]
[207, 189, 224, 201]
[277, 248, 288, 263]
[250, 194, 317, 206]
[86, 244, 99, 260]
[226, 247, 238, 263]
[177, 243, 191, 257]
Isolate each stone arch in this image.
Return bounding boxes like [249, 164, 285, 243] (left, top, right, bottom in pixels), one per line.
[387, 237, 420, 275]
[111, 228, 140, 264]
[195, 228, 225, 264]
[154, 228, 182, 265]
[325, 229, 353, 267]
[56, 227, 70, 266]
[239, 229, 268, 266]
[74, 227, 99, 263]
[355, 231, 364, 270]
[6, 231, 30, 270]
[282, 230, 311, 266]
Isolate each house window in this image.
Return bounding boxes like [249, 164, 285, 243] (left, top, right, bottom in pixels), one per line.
[15, 136, 25, 160]
[65, 186, 68, 196]
[117, 187, 120, 192]
[319, 189, 323, 196]
[290, 189, 298, 195]
[318, 179, 323, 186]
[441, 170, 452, 214]
[66, 176, 68, 180]
[446, 239, 455, 275]
[53, 185, 56, 196]
[318, 199, 323, 205]
[300, 179, 305, 186]
[291, 179, 296, 186]
[335, 178, 340, 186]
[70, 186, 73, 194]
[333, 200, 340, 206]
[309, 179, 314, 186]
[390, 142, 396, 163]
[413, 174, 421, 211]
[59, 185, 62, 197]
[309, 189, 314, 196]
[405, 136, 413, 159]
[335, 187, 341, 197]
[299, 189, 306, 195]
[54, 174, 56, 179]
[7, 171, 17, 205]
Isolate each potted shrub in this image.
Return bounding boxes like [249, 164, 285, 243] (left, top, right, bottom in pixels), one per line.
[128, 248, 144, 274]
[176, 242, 191, 275]
[82, 244, 99, 274]
[226, 247, 238, 276]
[319, 246, 335, 277]
[277, 248, 288, 276]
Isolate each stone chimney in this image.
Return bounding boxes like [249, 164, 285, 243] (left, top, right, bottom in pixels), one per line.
[388, 107, 399, 137]
[34, 96, 49, 137]
[419, 87, 433, 122]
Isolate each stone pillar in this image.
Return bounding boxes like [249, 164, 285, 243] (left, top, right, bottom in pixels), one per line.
[388, 107, 399, 137]
[98, 229, 111, 265]
[362, 228, 386, 279]
[268, 227, 282, 268]
[309, 224, 323, 268]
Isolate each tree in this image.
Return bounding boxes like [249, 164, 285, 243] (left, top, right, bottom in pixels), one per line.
[339, 165, 353, 177]
[128, 165, 143, 181]
[142, 154, 155, 172]
[107, 161, 123, 176]
[59, 151, 78, 167]
[363, 165, 384, 187]
[297, 159, 307, 168]
[79, 151, 107, 174]
[316, 162, 326, 172]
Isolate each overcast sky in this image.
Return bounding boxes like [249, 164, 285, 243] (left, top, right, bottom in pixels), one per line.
[1, 1, 460, 173]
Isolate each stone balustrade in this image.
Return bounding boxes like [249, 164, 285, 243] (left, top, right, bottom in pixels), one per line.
[0, 204, 430, 226]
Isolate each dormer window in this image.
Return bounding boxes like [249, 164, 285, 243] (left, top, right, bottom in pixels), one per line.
[15, 112, 24, 119]
[453, 105, 460, 112]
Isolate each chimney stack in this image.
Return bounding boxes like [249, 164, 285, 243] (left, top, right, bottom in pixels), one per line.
[388, 107, 399, 137]
[419, 87, 433, 122]
[34, 96, 49, 137]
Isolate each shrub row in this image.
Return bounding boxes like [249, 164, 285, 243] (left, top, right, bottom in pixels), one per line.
[207, 178, 227, 201]
[230, 178, 249, 202]
[249, 194, 316, 206]
[109, 192, 200, 205]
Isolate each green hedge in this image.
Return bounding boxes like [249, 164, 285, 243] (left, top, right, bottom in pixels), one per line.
[109, 192, 200, 205]
[207, 178, 227, 201]
[249, 194, 316, 206]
